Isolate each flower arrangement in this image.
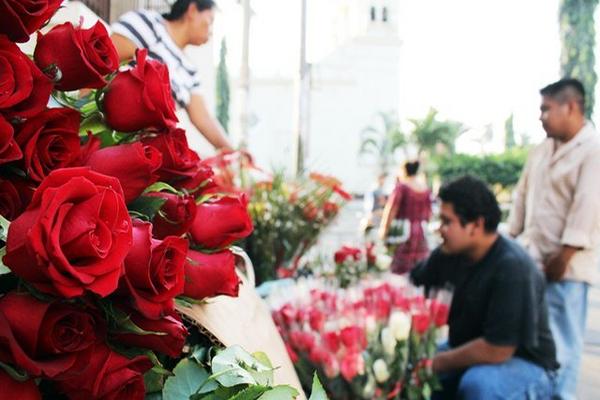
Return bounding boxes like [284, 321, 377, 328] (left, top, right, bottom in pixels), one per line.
[0, 4, 260, 399]
[204, 155, 352, 284]
[269, 276, 450, 399]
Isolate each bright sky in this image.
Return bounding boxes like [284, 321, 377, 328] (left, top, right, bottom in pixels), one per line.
[213, 0, 600, 152]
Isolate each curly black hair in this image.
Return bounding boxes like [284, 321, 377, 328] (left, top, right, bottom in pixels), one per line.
[438, 175, 501, 233]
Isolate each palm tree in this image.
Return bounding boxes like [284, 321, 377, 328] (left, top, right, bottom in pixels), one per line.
[408, 108, 464, 158]
[358, 111, 406, 174]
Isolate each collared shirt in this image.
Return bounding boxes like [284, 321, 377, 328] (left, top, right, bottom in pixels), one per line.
[508, 122, 600, 284]
[111, 9, 202, 108]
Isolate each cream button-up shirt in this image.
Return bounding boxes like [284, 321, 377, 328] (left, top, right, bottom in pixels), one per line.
[508, 122, 600, 284]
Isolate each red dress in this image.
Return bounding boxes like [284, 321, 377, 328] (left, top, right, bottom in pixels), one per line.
[388, 183, 432, 274]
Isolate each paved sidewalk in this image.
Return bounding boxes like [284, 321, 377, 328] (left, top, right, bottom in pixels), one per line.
[318, 200, 600, 399]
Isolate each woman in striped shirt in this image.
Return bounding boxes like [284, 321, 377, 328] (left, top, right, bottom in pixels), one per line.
[111, 0, 233, 151]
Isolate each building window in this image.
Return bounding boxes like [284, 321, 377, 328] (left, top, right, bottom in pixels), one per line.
[370, 6, 376, 21]
[382, 7, 388, 22]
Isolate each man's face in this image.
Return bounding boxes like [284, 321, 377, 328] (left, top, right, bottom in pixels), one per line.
[188, 7, 215, 45]
[438, 202, 475, 255]
[539, 95, 569, 140]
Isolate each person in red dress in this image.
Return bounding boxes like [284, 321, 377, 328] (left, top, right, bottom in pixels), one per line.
[379, 161, 432, 274]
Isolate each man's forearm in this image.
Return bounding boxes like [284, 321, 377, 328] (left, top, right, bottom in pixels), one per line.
[432, 338, 515, 373]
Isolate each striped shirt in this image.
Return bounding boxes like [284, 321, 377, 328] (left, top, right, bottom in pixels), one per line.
[111, 9, 202, 108]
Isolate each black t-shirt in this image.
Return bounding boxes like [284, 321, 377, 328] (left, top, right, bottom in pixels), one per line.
[410, 235, 558, 370]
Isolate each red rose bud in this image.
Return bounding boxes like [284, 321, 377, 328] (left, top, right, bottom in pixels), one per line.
[146, 191, 197, 239]
[15, 108, 81, 183]
[56, 344, 152, 400]
[189, 193, 253, 249]
[0, 36, 52, 119]
[0, 0, 62, 43]
[3, 167, 132, 298]
[411, 312, 431, 335]
[103, 49, 178, 132]
[84, 142, 162, 203]
[114, 309, 187, 358]
[0, 369, 40, 400]
[0, 175, 35, 220]
[430, 300, 450, 327]
[308, 307, 325, 331]
[334, 246, 362, 264]
[285, 343, 299, 364]
[340, 326, 367, 351]
[0, 114, 22, 164]
[183, 249, 240, 300]
[340, 352, 364, 382]
[322, 331, 340, 353]
[34, 21, 119, 91]
[289, 331, 316, 353]
[120, 220, 188, 319]
[141, 127, 201, 184]
[0, 292, 102, 378]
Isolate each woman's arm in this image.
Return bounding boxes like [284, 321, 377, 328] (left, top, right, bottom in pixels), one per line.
[378, 185, 401, 240]
[187, 94, 233, 151]
[110, 33, 138, 62]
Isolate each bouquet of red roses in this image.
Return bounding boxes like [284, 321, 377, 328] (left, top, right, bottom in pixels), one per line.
[0, 3, 254, 399]
[269, 275, 450, 400]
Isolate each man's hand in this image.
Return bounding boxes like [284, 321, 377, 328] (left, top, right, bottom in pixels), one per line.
[544, 245, 579, 282]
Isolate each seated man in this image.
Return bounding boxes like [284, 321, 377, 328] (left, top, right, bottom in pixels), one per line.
[410, 176, 558, 399]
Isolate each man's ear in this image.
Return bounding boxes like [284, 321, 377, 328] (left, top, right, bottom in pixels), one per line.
[474, 216, 486, 233]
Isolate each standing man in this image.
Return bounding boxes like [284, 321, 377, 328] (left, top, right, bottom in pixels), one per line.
[111, 0, 233, 151]
[411, 176, 557, 399]
[508, 78, 600, 399]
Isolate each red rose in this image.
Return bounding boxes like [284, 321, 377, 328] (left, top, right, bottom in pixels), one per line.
[34, 21, 119, 91]
[141, 127, 201, 184]
[0, 0, 62, 43]
[308, 307, 325, 331]
[0, 114, 22, 164]
[334, 246, 362, 264]
[0, 174, 34, 220]
[289, 331, 316, 353]
[146, 191, 197, 239]
[183, 249, 240, 300]
[430, 300, 450, 328]
[0, 369, 40, 400]
[322, 331, 340, 353]
[15, 108, 81, 183]
[340, 352, 364, 382]
[120, 219, 188, 319]
[114, 309, 187, 358]
[411, 312, 431, 335]
[0, 36, 52, 120]
[103, 50, 177, 132]
[340, 326, 367, 351]
[189, 194, 253, 249]
[57, 344, 152, 400]
[0, 292, 101, 378]
[84, 142, 162, 203]
[179, 162, 216, 194]
[3, 167, 132, 298]
[285, 343, 299, 364]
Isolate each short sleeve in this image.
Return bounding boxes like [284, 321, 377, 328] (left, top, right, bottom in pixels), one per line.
[483, 260, 541, 347]
[111, 10, 157, 49]
[410, 247, 459, 288]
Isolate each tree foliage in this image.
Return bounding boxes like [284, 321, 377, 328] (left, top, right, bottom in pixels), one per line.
[358, 111, 406, 174]
[408, 108, 464, 157]
[559, 0, 599, 118]
[216, 38, 230, 131]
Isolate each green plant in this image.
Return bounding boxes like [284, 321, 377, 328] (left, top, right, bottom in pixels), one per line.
[358, 111, 406, 174]
[408, 108, 464, 158]
[216, 38, 230, 131]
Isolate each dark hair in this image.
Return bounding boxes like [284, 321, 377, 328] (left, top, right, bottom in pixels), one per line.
[540, 78, 586, 113]
[438, 175, 501, 233]
[163, 0, 216, 21]
[404, 161, 420, 177]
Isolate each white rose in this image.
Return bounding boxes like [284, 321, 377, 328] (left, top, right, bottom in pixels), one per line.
[373, 359, 390, 383]
[365, 315, 377, 335]
[362, 375, 376, 398]
[389, 311, 411, 341]
[381, 327, 397, 356]
[376, 253, 392, 270]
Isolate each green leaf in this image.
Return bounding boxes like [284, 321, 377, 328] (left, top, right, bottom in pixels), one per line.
[0, 247, 10, 275]
[128, 196, 167, 221]
[0, 215, 9, 242]
[145, 393, 163, 400]
[257, 385, 299, 400]
[210, 346, 274, 387]
[144, 182, 180, 195]
[144, 369, 165, 394]
[0, 361, 29, 382]
[308, 373, 328, 400]
[191, 386, 244, 400]
[163, 359, 218, 400]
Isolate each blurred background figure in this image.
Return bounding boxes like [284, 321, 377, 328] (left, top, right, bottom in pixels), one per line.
[361, 172, 388, 240]
[379, 160, 432, 274]
[110, 0, 233, 152]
